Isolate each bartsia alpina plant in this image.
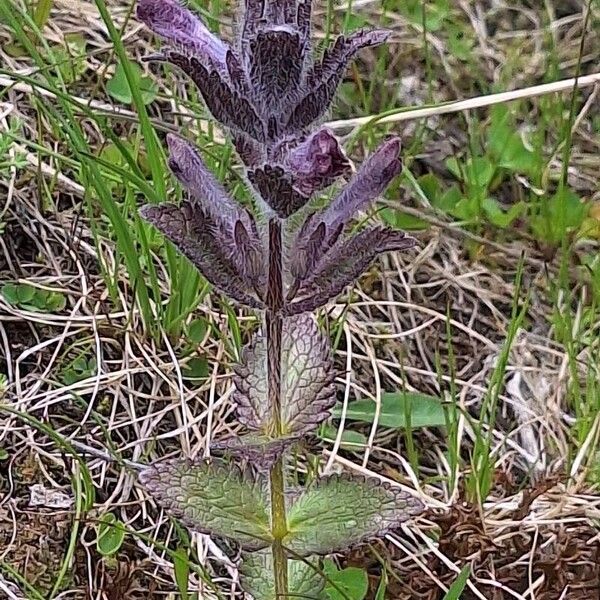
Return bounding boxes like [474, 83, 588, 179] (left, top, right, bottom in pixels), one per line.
[135, 0, 423, 596]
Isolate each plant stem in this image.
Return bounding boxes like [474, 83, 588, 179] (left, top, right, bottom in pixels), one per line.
[266, 219, 289, 597]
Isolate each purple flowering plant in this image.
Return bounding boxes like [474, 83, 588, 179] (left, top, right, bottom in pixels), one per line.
[135, 0, 422, 596]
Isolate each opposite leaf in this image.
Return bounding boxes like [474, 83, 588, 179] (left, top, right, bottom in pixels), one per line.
[284, 474, 423, 555]
[140, 458, 271, 549]
[233, 314, 336, 436]
[141, 202, 264, 308]
[240, 548, 325, 600]
[288, 227, 415, 314]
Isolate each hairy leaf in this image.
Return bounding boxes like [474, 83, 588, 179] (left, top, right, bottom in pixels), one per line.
[233, 133, 265, 168]
[240, 549, 325, 600]
[288, 228, 414, 314]
[322, 137, 402, 231]
[137, 0, 227, 68]
[296, 0, 312, 41]
[290, 138, 402, 283]
[281, 314, 336, 435]
[284, 474, 422, 555]
[166, 134, 249, 230]
[249, 128, 350, 217]
[211, 433, 298, 470]
[140, 203, 263, 308]
[164, 135, 266, 294]
[264, 0, 298, 25]
[248, 27, 305, 113]
[248, 165, 309, 218]
[167, 53, 267, 142]
[286, 29, 389, 131]
[233, 314, 335, 435]
[140, 458, 271, 549]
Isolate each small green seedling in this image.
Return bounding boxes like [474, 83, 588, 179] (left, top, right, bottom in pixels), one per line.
[2, 283, 66, 312]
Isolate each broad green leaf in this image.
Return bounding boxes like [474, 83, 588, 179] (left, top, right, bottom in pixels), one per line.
[442, 565, 470, 600]
[96, 513, 125, 556]
[324, 560, 368, 600]
[334, 392, 447, 429]
[467, 157, 495, 189]
[1, 284, 19, 305]
[488, 105, 536, 175]
[107, 60, 157, 105]
[16, 284, 36, 304]
[530, 188, 588, 245]
[140, 458, 271, 549]
[431, 185, 462, 214]
[240, 549, 325, 600]
[234, 314, 335, 436]
[182, 356, 209, 380]
[284, 475, 422, 555]
[187, 318, 208, 344]
[481, 197, 524, 229]
[319, 425, 367, 449]
[417, 173, 442, 203]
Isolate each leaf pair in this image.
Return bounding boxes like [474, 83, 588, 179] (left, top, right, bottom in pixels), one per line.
[287, 138, 415, 314]
[141, 135, 265, 307]
[140, 457, 422, 555]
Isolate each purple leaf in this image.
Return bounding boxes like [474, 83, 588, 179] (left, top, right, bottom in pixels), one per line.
[286, 29, 390, 131]
[137, 0, 228, 69]
[141, 202, 263, 308]
[296, 0, 312, 41]
[233, 315, 336, 435]
[287, 227, 415, 314]
[240, 0, 266, 46]
[280, 314, 336, 435]
[247, 27, 305, 118]
[232, 134, 265, 168]
[249, 128, 350, 218]
[289, 138, 400, 282]
[322, 137, 402, 231]
[248, 165, 309, 218]
[290, 216, 335, 284]
[166, 134, 248, 228]
[166, 53, 267, 142]
[165, 135, 266, 295]
[264, 0, 297, 25]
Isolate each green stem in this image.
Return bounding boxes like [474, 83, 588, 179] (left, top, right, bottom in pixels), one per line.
[266, 220, 289, 597]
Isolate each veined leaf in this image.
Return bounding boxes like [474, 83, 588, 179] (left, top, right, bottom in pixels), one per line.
[234, 314, 336, 435]
[140, 458, 271, 549]
[335, 392, 447, 429]
[240, 549, 325, 600]
[284, 474, 423, 555]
